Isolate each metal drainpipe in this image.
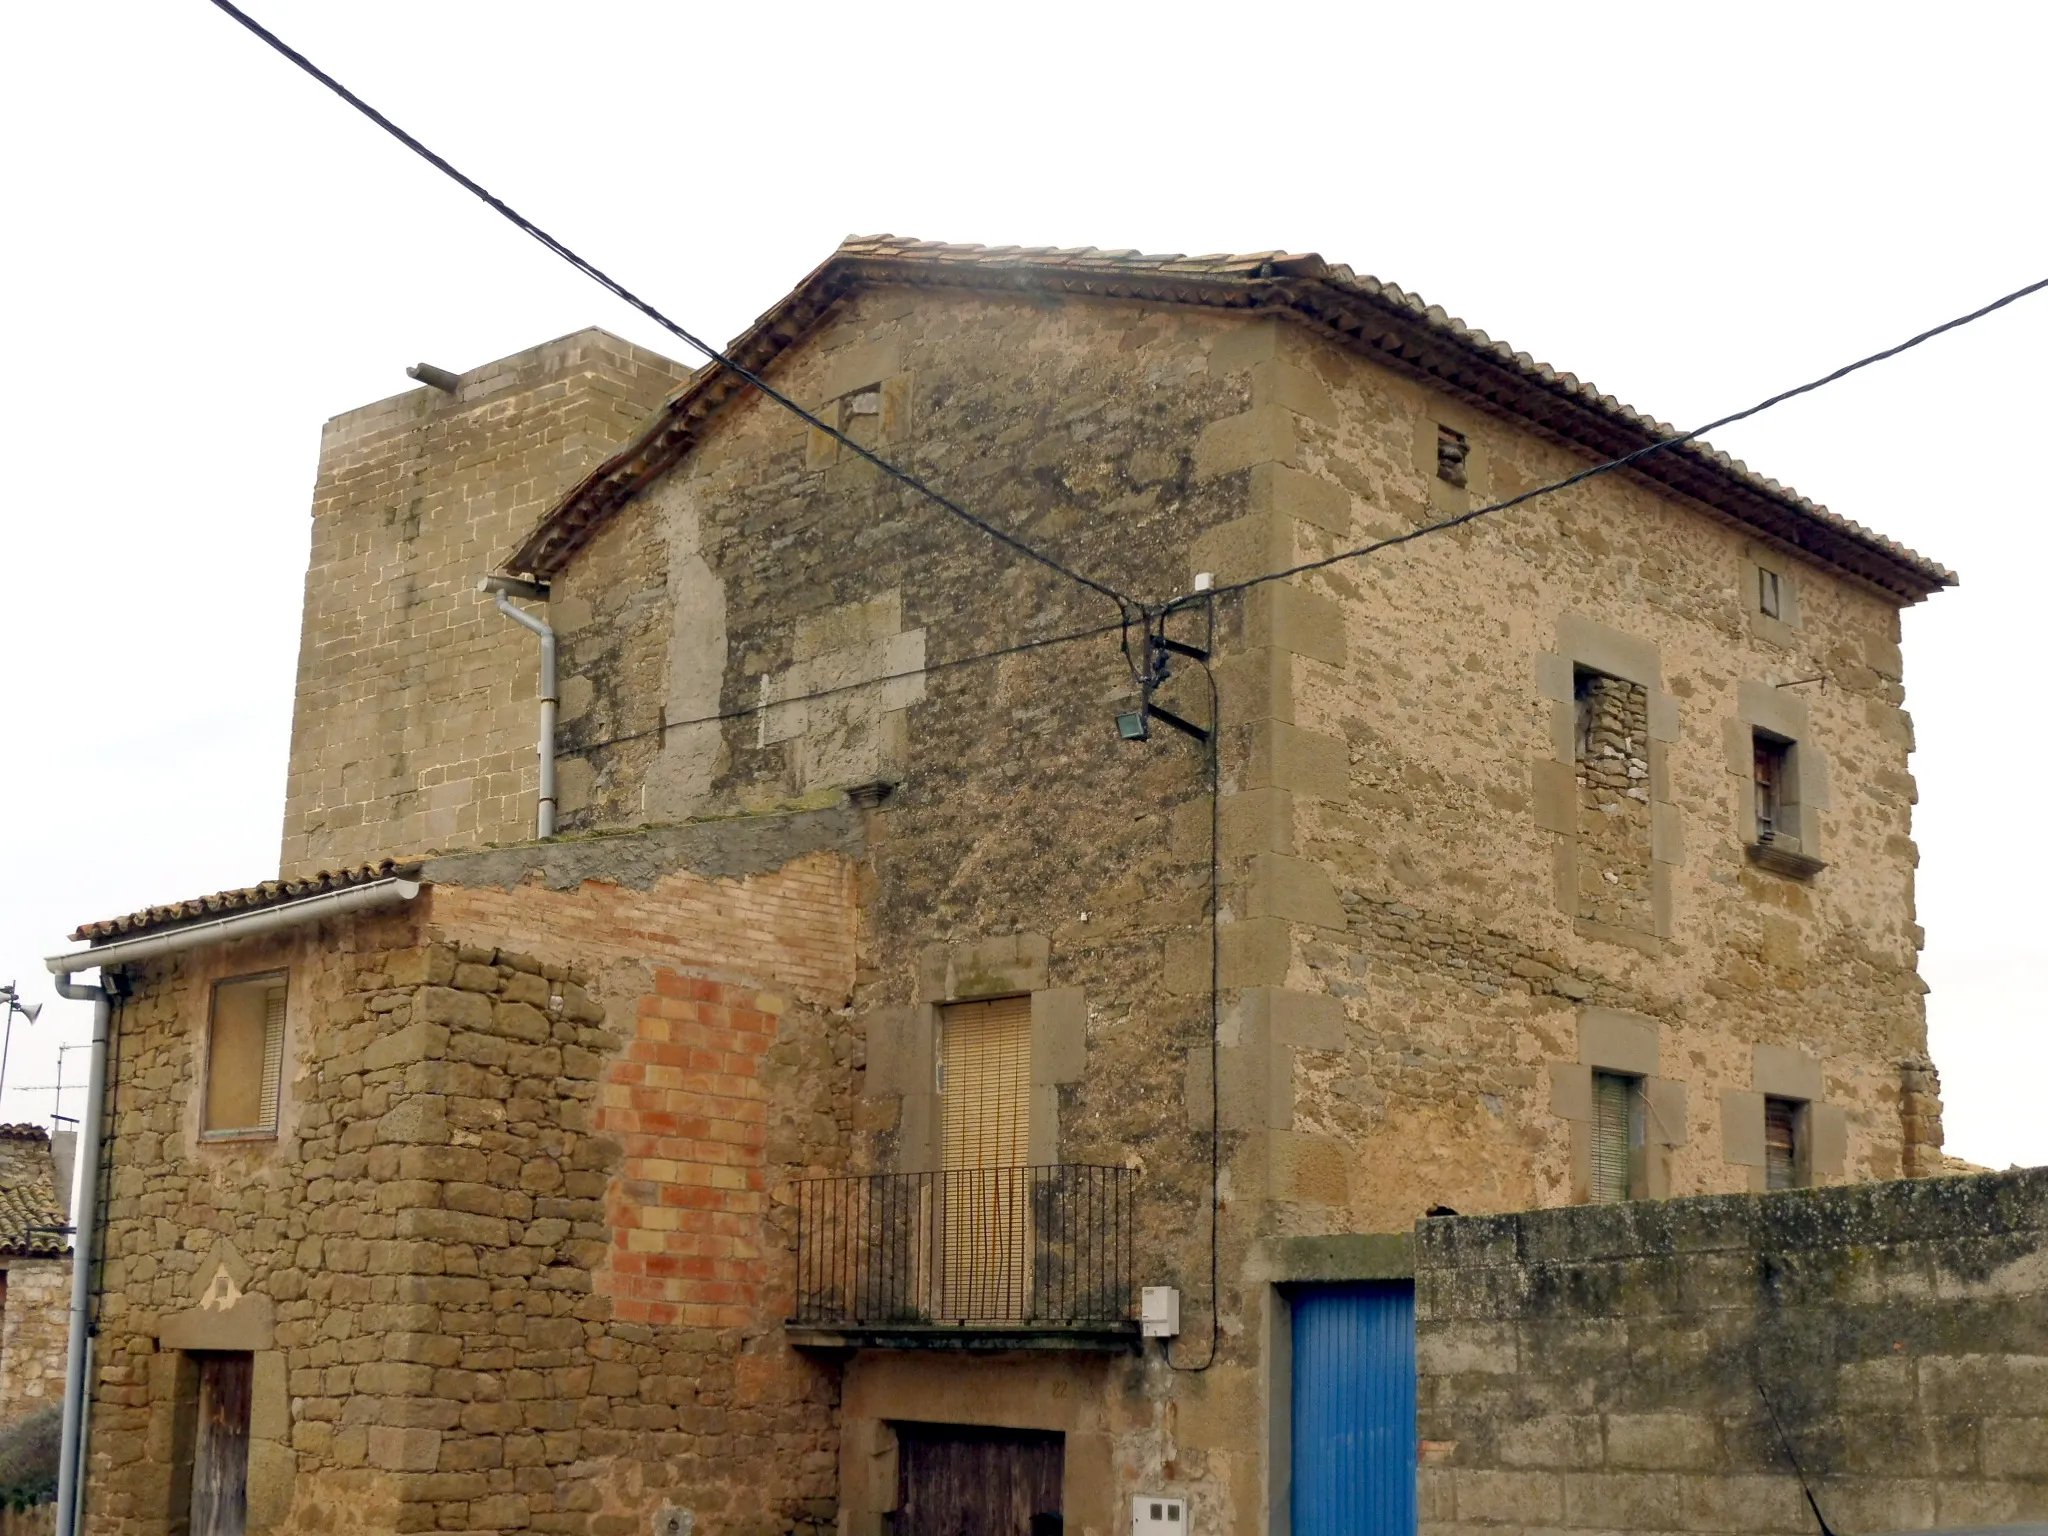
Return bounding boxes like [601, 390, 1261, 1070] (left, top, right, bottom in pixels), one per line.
[51, 974, 109, 1536]
[480, 576, 557, 838]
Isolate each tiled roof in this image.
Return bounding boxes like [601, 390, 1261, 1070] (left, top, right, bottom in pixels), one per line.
[0, 1126, 66, 1259]
[70, 860, 421, 944]
[512, 235, 1954, 602]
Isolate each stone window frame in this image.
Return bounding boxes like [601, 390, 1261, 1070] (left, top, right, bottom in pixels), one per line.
[804, 335, 914, 471]
[1720, 1044, 1848, 1192]
[1742, 543, 1803, 649]
[1724, 679, 1832, 877]
[862, 934, 1086, 1172]
[1532, 615, 1682, 955]
[1548, 1009, 1687, 1204]
[199, 967, 291, 1144]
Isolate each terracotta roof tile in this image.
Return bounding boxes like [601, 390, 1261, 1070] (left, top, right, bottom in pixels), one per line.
[0, 1126, 66, 1259]
[70, 860, 421, 944]
[511, 233, 1954, 598]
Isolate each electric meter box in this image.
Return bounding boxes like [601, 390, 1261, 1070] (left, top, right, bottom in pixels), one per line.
[1133, 1496, 1185, 1536]
[1140, 1286, 1180, 1338]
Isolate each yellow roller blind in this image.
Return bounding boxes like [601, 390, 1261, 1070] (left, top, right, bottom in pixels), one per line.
[940, 996, 1032, 1171]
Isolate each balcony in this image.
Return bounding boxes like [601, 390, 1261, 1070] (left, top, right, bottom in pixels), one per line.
[787, 1165, 1139, 1349]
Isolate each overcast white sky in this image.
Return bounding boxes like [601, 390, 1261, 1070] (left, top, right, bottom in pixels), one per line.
[2, 3, 2041, 1170]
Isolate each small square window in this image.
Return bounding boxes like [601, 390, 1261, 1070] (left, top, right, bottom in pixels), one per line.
[1759, 567, 1782, 620]
[203, 973, 286, 1138]
[1436, 424, 1469, 488]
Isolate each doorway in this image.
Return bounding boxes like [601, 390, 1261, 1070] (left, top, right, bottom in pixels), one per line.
[1289, 1282, 1416, 1536]
[189, 1351, 254, 1536]
[895, 1422, 1063, 1536]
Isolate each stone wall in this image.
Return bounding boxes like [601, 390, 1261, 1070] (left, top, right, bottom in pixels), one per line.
[279, 329, 690, 876]
[1414, 1169, 2048, 1532]
[0, 1261, 69, 1420]
[509, 279, 1939, 1536]
[85, 825, 859, 1536]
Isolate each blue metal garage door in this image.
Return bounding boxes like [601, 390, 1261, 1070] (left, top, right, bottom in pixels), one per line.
[1290, 1281, 1417, 1536]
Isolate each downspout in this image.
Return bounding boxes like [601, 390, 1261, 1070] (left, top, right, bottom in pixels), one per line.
[50, 973, 108, 1536]
[480, 576, 557, 838]
[43, 874, 422, 1536]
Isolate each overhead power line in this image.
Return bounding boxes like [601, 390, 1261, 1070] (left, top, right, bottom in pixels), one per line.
[203, 0, 1132, 614]
[1170, 271, 2047, 610]
[557, 620, 1129, 761]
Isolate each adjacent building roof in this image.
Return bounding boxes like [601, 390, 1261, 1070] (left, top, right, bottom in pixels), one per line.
[70, 860, 421, 944]
[0, 1127, 67, 1259]
[511, 235, 1954, 602]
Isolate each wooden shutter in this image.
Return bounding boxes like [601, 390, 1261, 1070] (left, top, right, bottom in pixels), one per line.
[940, 996, 1032, 1171]
[1765, 1098, 1799, 1191]
[1590, 1072, 1634, 1205]
[257, 984, 286, 1133]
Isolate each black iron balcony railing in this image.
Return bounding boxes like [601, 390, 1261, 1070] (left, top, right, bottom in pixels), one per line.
[790, 1164, 1136, 1331]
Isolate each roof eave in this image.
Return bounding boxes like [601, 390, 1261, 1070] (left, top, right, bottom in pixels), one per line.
[509, 247, 1955, 604]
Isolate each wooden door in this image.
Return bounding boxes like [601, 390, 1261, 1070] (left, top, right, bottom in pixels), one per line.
[896, 1424, 1062, 1536]
[1291, 1284, 1416, 1536]
[191, 1353, 254, 1536]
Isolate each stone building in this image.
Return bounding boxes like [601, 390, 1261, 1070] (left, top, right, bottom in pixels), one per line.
[59, 237, 1960, 1536]
[0, 1127, 73, 1421]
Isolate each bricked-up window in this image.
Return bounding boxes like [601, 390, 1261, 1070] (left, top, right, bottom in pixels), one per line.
[203, 974, 285, 1138]
[1764, 1097, 1807, 1190]
[1436, 424, 1469, 487]
[838, 383, 884, 446]
[1590, 1071, 1644, 1204]
[1574, 668, 1654, 934]
[1759, 567, 1783, 620]
[1753, 731, 1795, 843]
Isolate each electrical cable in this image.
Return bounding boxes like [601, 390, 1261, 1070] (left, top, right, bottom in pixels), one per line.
[203, 0, 1133, 615]
[1157, 601, 1222, 1374]
[1168, 270, 2048, 612]
[557, 620, 1127, 760]
[1755, 1375, 1838, 1536]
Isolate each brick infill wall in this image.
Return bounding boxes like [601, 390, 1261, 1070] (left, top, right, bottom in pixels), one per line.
[600, 972, 778, 1328]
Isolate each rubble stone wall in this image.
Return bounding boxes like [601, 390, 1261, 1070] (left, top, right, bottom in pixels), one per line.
[0, 1259, 69, 1418]
[85, 832, 857, 1536]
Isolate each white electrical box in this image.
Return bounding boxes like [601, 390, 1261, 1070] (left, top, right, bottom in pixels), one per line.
[1140, 1286, 1180, 1338]
[1134, 1495, 1185, 1536]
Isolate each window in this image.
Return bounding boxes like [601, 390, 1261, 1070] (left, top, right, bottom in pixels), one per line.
[1753, 731, 1795, 844]
[1764, 1097, 1807, 1190]
[937, 997, 1033, 1317]
[1758, 567, 1783, 620]
[1436, 424, 1469, 487]
[203, 974, 286, 1138]
[1590, 1071, 1644, 1204]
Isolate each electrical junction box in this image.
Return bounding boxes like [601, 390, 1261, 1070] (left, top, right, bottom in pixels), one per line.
[1133, 1496, 1185, 1536]
[1140, 1286, 1180, 1338]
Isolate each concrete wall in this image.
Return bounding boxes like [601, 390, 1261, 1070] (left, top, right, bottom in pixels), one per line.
[1414, 1169, 2048, 1532]
[84, 822, 860, 1536]
[279, 329, 690, 876]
